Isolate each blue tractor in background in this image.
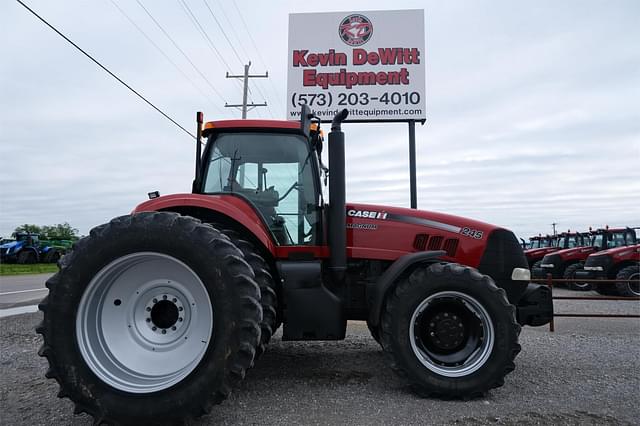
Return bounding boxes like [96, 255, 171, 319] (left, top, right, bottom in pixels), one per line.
[0, 232, 62, 264]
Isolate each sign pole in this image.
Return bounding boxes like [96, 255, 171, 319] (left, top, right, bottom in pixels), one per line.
[408, 120, 417, 209]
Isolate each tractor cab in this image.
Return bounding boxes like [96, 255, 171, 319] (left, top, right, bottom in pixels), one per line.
[14, 232, 39, 246]
[556, 231, 590, 249]
[196, 119, 325, 246]
[591, 227, 636, 250]
[526, 235, 556, 249]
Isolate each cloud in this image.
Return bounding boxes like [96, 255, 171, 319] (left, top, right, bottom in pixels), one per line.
[1, 0, 639, 242]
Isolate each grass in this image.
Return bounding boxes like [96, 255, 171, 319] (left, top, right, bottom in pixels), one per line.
[0, 263, 59, 276]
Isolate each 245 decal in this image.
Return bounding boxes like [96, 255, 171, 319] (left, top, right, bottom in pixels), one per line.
[460, 227, 484, 240]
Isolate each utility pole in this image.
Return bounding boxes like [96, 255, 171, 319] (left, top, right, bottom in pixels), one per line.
[225, 61, 268, 118]
[551, 222, 557, 236]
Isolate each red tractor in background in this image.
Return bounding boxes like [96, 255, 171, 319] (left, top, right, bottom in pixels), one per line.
[575, 229, 639, 296]
[534, 227, 637, 291]
[523, 232, 584, 269]
[37, 107, 552, 424]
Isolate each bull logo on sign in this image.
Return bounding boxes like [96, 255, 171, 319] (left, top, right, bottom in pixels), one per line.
[338, 14, 373, 46]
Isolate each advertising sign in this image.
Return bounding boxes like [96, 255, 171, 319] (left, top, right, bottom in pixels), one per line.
[287, 10, 426, 122]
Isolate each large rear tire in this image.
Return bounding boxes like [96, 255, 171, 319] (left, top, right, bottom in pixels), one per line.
[614, 265, 640, 297]
[220, 228, 279, 358]
[380, 263, 520, 398]
[37, 212, 262, 424]
[17, 250, 37, 264]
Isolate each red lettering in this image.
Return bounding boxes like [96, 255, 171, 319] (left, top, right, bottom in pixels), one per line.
[293, 50, 308, 67]
[352, 49, 367, 65]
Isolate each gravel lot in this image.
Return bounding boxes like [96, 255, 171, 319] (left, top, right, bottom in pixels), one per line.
[1, 289, 638, 425]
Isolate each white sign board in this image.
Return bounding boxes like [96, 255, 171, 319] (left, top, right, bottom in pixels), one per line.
[287, 10, 426, 122]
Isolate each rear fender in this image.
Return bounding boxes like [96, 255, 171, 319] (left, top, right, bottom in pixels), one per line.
[133, 193, 277, 257]
[367, 250, 446, 327]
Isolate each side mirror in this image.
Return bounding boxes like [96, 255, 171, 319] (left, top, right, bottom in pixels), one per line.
[300, 104, 313, 138]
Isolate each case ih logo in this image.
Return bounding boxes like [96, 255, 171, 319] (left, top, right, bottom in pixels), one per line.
[338, 14, 373, 46]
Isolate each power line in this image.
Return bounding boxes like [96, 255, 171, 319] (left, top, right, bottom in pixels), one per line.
[210, 0, 251, 64]
[108, 0, 222, 115]
[202, 0, 244, 67]
[15, 0, 195, 139]
[135, 0, 229, 105]
[177, 0, 232, 72]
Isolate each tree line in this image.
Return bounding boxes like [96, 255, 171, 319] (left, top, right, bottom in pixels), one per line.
[13, 223, 80, 240]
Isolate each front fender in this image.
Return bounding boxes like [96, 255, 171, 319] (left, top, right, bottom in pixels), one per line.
[133, 193, 277, 256]
[367, 250, 446, 327]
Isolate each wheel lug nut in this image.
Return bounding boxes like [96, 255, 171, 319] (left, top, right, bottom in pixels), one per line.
[162, 329, 166, 334]
[179, 307, 183, 311]
[146, 318, 151, 322]
[153, 298, 157, 304]
[171, 326, 176, 331]
[172, 298, 177, 303]
[152, 326, 157, 331]
[163, 295, 167, 300]
[146, 307, 151, 312]
[178, 317, 183, 322]
[430, 331, 435, 337]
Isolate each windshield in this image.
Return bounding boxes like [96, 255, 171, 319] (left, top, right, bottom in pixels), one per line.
[565, 235, 580, 248]
[608, 231, 631, 248]
[540, 238, 553, 248]
[202, 132, 320, 245]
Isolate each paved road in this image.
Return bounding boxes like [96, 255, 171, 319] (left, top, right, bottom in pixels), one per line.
[0, 273, 52, 310]
[0, 291, 639, 425]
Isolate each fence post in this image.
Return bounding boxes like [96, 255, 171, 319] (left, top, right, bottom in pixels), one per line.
[547, 273, 555, 332]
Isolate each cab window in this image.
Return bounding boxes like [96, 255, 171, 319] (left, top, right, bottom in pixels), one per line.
[202, 132, 320, 246]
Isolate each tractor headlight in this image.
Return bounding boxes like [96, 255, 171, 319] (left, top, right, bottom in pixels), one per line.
[584, 266, 604, 271]
[511, 267, 531, 281]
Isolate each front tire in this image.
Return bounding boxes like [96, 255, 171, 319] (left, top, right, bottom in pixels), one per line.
[380, 263, 520, 398]
[37, 212, 262, 424]
[615, 265, 640, 297]
[564, 263, 591, 291]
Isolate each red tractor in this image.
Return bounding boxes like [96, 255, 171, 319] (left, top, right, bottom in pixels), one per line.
[576, 233, 639, 297]
[532, 231, 592, 289]
[523, 233, 573, 269]
[37, 108, 552, 424]
[535, 227, 637, 291]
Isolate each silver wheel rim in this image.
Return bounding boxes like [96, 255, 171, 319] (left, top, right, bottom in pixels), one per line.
[409, 291, 495, 378]
[76, 252, 213, 393]
[626, 272, 640, 296]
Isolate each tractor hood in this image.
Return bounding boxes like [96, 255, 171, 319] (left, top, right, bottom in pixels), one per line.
[547, 246, 596, 260]
[346, 202, 500, 267]
[592, 244, 640, 259]
[0, 241, 21, 250]
[524, 247, 558, 258]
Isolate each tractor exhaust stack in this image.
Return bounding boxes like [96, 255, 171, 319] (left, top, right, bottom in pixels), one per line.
[328, 108, 349, 285]
[192, 111, 204, 193]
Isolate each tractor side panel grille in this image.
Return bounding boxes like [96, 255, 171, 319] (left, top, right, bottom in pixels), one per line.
[427, 236, 443, 251]
[443, 238, 459, 257]
[413, 234, 429, 251]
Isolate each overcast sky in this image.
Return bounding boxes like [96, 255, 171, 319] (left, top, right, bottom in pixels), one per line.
[1, 0, 639, 240]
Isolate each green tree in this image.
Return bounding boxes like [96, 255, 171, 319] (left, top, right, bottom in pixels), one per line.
[42, 223, 79, 240]
[13, 224, 42, 235]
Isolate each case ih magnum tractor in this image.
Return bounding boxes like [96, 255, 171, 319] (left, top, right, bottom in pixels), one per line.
[523, 233, 576, 269]
[534, 227, 637, 291]
[37, 108, 552, 424]
[575, 230, 639, 297]
[532, 231, 592, 289]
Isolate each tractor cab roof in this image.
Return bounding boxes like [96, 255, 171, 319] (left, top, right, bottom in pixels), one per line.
[202, 119, 300, 137]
